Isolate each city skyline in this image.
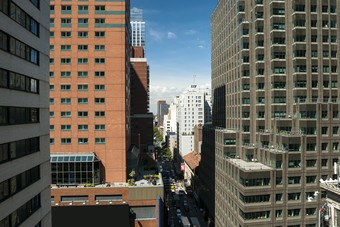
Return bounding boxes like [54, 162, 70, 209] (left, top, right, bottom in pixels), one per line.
[130, 0, 217, 113]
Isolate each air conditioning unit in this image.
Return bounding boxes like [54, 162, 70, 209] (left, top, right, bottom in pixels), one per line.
[265, 129, 269, 133]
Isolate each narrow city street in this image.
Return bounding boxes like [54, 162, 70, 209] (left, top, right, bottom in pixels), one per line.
[157, 149, 207, 227]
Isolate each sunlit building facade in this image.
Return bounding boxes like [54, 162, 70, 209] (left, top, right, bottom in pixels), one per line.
[210, 0, 340, 226]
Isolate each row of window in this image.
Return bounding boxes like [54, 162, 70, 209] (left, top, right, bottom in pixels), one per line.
[50, 58, 105, 64]
[51, 84, 104, 91]
[50, 124, 105, 131]
[0, 165, 40, 202]
[50, 31, 106, 38]
[51, 44, 105, 51]
[0, 0, 39, 36]
[50, 111, 105, 118]
[50, 71, 105, 78]
[0, 106, 39, 125]
[0, 30, 39, 64]
[50, 98, 105, 104]
[52, 18, 106, 24]
[0, 137, 40, 164]
[0, 194, 40, 227]
[51, 138, 106, 144]
[0, 68, 38, 93]
[51, 5, 106, 12]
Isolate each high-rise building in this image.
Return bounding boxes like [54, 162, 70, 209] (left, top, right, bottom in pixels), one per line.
[130, 7, 145, 47]
[208, 0, 340, 226]
[50, 0, 131, 184]
[49, 1, 163, 226]
[0, 0, 51, 226]
[157, 100, 168, 127]
[130, 46, 153, 152]
[177, 85, 211, 157]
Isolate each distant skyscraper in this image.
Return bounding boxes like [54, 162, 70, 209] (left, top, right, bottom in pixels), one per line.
[0, 1, 51, 226]
[157, 100, 168, 127]
[130, 7, 145, 47]
[207, 0, 340, 226]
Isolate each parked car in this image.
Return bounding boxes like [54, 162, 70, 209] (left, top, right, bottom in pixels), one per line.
[176, 209, 182, 218]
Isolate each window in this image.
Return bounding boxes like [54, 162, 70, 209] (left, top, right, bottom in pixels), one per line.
[0, 137, 39, 164]
[95, 58, 105, 64]
[78, 5, 88, 11]
[78, 125, 88, 131]
[50, 85, 54, 91]
[78, 18, 88, 26]
[61, 138, 71, 144]
[61, 45, 71, 51]
[95, 18, 105, 24]
[321, 127, 328, 135]
[2, 2, 40, 36]
[61, 58, 71, 64]
[0, 68, 39, 93]
[0, 166, 40, 206]
[78, 84, 88, 91]
[321, 159, 328, 167]
[95, 71, 105, 77]
[95, 111, 105, 117]
[61, 111, 71, 118]
[61, 5, 71, 11]
[78, 58, 88, 64]
[306, 176, 316, 184]
[95, 124, 105, 131]
[50, 58, 54, 64]
[60, 84, 71, 91]
[333, 127, 339, 135]
[95, 31, 105, 37]
[95, 84, 105, 91]
[61, 18, 71, 26]
[78, 98, 88, 104]
[50, 138, 54, 144]
[50, 72, 54, 77]
[78, 138, 88, 144]
[78, 31, 88, 38]
[50, 112, 54, 118]
[61, 125, 71, 131]
[78, 71, 88, 77]
[78, 111, 88, 118]
[60, 98, 71, 104]
[0, 106, 39, 125]
[60, 71, 71, 77]
[50, 45, 54, 51]
[95, 5, 105, 11]
[94, 45, 105, 51]
[94, 98, 105, 104]
[0, 31, 39, 64]
[95, 138, 105, 144]
[78, 45, 88, 51]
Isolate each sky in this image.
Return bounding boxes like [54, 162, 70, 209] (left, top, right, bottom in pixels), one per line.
[130, 0, 218, 113]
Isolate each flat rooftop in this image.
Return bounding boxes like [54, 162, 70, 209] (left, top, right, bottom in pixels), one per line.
[228, 158, 273, 171]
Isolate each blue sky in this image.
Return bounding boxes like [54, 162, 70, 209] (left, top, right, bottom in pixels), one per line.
[130, 0, 217, 113]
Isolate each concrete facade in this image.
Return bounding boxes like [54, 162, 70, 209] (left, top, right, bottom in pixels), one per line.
[211, 0, 340, 226]
[0, 0, 51, 226]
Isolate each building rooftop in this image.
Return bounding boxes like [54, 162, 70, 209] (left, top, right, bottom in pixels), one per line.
[228, 158, 273, 171]
[183, 151, 201, 170]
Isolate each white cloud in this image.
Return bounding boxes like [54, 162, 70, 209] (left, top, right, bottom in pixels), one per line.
[149, 29, 163, 41]
[198, 45, 204, 49]
[185, 29, 197, 35]
[167, 32, 176, 39]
